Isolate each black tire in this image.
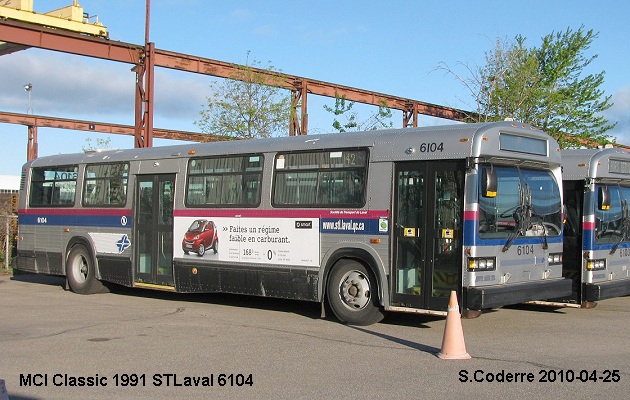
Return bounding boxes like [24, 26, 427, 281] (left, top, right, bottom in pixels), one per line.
[212, 239, 218, 254]
[66, 244, 105, 294]
[197, 243, 205, 257]
[326, 259, 385, 325]
[461, 308, 482, 319]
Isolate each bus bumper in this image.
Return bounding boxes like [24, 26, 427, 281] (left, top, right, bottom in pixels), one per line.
[465, 278, 573, 310]
[584, 279, 630, 302]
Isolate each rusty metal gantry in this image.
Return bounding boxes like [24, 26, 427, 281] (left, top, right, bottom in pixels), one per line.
[0, 111, 232, 160]
[0, 18, 474, 160]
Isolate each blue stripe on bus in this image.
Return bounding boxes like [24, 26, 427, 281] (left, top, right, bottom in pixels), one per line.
[582, 228, 630, 252]
[583, 229, 595, 251]
[320, 218, 388, 235]
[18, 213, 132, 228]
[462, 219, 562, 246]
[463, 218, 476, 246]
[470, 236, 563, 246]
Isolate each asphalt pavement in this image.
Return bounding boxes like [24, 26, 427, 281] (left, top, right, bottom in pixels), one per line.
[1, 271, 628, 400]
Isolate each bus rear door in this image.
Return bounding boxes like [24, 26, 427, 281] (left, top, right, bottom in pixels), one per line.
[134, 174, 175, 287]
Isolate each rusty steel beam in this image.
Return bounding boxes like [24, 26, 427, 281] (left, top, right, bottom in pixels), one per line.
[289, 80, 308, 136]
[136, 0, 154, 148]
[152, 48, 474, 123]
[0, 111, 233, 159]
[0, 42, 27, 56]
[27, 125, 37, 161]
[0, 17, 476, 145]
[0, 18, 139, 63]
[134, 42, 155, 147]
[0, 111, 229, 141]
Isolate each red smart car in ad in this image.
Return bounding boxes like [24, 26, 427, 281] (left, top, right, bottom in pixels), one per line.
[182, 219, 219, 256]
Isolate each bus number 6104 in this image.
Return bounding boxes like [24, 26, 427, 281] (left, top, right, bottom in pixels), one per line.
[517, 245, 534, 255]
[419, 142, 444, 152]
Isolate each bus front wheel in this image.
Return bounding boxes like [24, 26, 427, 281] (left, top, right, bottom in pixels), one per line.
[462, 308, 482, 319]
[66, 244, 105, 294]
[326, 260, 384, 326]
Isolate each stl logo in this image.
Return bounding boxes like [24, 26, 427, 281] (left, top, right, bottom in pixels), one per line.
[116, 234, 131, 253]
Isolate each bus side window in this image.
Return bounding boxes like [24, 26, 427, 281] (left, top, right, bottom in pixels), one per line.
[33, 185, 48, 205]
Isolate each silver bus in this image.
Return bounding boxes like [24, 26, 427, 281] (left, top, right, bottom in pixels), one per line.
[562, 148, 630, 305]
[15, 121, 572, 325]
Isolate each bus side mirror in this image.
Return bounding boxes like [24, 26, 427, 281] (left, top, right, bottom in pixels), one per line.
[482, 168, 497, 198]
[598, 186, 610, 210]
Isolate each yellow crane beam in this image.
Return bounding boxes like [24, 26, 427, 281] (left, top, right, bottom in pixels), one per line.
[0, 0, 107, 55]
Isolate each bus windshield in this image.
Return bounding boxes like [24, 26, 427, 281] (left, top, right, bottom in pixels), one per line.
[595, 184, 630, 245]
[478, 165, 562, 239]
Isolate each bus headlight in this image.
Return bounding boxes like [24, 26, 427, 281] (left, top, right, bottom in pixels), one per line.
[586, 259, 606, 271]
[547, 253, 563, 266]
[468, 256, 496, 271]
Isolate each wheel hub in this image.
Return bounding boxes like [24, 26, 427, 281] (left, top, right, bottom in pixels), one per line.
[340, 271, 370, 310]
[74, 256, 88, 283]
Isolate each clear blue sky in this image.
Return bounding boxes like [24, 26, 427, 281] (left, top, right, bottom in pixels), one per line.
[0, 0, 629, 175]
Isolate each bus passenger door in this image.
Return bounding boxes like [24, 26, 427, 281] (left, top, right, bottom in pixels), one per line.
[135, 174, 175, 287]
[392, 161, 464, 311]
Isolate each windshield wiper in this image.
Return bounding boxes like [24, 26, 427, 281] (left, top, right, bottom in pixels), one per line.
[530, 208, 549, 250]
[501, 215, 522, 252]
[502, 184, 532, 252]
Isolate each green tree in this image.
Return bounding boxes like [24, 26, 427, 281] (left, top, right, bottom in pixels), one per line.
[195, 53, 291, 139]
[441, 26, 616, 147]
[82, 137, 111, 152]
[324, 93, 393, 133]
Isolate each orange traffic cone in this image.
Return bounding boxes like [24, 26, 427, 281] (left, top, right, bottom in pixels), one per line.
[437, 291, 471, 359]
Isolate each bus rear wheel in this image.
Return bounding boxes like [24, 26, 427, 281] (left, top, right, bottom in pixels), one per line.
[66, 244, 105, 294]
[326, 260, 384, 326]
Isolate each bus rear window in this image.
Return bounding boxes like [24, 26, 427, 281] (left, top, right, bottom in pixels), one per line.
[29, 165, 78, 207]
[273, 149, 367, 207]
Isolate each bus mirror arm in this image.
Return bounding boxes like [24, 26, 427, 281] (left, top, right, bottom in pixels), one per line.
[598, 186, 611, 211]
[482, 167, 498, 198]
